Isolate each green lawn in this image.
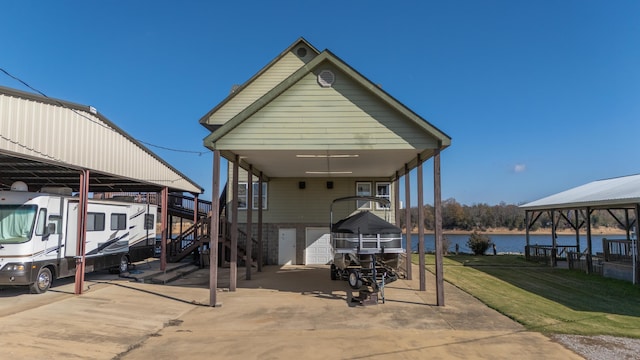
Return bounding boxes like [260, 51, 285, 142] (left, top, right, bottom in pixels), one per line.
[418, 254, 640, 338]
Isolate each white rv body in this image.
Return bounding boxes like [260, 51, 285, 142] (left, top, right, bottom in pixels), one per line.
[0, 189, 157, 293]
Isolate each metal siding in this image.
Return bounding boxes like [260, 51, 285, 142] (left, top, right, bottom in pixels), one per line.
[208, 52, 306, 126]
[216, 69, 439, 151]
[0, 92, 201, 193]
[520, 174, 640, 210]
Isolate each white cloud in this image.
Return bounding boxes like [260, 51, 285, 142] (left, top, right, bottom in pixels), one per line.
[514, 164, 526, 173]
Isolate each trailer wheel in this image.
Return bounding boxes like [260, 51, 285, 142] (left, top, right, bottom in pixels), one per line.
[348, 270, 362, 289]
[30, 267, 52, 294]
[118, 255, 129, 274]
[330, 264, 338, 280]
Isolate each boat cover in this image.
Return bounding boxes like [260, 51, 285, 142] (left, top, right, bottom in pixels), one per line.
[332, 211, 401, 235]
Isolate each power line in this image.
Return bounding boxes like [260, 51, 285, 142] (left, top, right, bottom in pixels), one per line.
[0, 67, 208, 156]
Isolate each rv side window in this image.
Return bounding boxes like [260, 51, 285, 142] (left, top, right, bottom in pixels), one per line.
[111, 213, 127, 230]
[87, 213, 105, 231]
[48, 215, 62, 234]
[144, 214, 154, 230]
[35, 209, 47, 236]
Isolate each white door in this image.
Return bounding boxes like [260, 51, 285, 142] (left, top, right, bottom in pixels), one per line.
[305, 227, 332, 265]
[278, 228, 296, 265]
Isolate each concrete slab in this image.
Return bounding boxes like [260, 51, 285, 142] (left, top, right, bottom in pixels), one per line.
[0, 262, 584, 359]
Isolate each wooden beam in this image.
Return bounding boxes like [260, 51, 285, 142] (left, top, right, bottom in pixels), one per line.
[394, 171, 400, 230]
[551, 210, 557, 267]
[434, 150, 444, 306]
[160, 187, 168, 271]
[246, 165, 253, 280]
[417, 155, 425, 292]
[586, 207, 593, 274]
[74, 169, 89, 295]
[634, 204, 639, 285]
[575, 209, 580, 254]
[230, 155, 239, 291]
[257, 173, 263, 272]
[210, 150, 221, 306]
[193, 194, 199, 259]
[404, 163, 412, 280]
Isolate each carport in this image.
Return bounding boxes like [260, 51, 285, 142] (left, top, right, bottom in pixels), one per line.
[200, 38, 451, 306]
[0, 85, 203, 294]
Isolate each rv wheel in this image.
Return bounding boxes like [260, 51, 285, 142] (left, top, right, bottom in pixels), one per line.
[348, 270, 362, 289]
[119, 255, 129, 274]
[30, 267, 52, 294]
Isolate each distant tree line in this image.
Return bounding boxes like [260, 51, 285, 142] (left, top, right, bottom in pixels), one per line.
[399, 198, 627, 232]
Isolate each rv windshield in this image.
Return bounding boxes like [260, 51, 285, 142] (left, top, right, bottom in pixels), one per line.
[0, 205, 37, 244]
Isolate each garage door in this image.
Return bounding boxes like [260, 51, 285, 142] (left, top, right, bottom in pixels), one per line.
[305, 227, 332, 265]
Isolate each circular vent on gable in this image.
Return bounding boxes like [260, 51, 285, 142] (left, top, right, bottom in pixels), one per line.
[296, 47, 307, 58]
[317, 70, 335, 87]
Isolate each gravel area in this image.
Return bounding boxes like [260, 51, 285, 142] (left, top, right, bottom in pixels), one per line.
[551, 335, 640, 360]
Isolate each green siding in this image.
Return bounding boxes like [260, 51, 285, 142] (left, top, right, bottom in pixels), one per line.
[216, 65, 439, 150]
[207, 51, 307, 126]
[230, 173, 396, 225]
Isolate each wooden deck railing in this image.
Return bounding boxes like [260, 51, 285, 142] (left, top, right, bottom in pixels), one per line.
[525, 245, 578, 266]
[602, 238, 633, 263]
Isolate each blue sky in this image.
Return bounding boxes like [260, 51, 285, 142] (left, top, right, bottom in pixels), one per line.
[2, 1, 639, 205]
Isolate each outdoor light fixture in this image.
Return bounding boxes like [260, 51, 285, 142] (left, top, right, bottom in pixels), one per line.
[296, 154, 359, 158]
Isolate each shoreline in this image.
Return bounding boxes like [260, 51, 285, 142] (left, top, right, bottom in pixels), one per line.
[407, 227, 627, 236]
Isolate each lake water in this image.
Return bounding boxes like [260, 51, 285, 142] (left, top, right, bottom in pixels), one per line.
[403, 233, 627, 255]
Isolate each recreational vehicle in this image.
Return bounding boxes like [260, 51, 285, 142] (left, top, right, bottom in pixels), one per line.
[0, 182, 157, 293]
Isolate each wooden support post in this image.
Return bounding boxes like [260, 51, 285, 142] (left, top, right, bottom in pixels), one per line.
[74, 169, 89, 295]
[634, 204, 639, 285]
[551, 210, 557, 267]
[394, 171, 400, 229]
[404, 164, 412, 280]
[586, 207, 593, 274]
[417, 155, 425, 292]
[434, 150, 445, 306]
[575, 209, 580, 254]
[525, 211, 530, 260]
[625, 209, 631, 241]
[209, 150, 221, 306]
[193, 194, 199, 265]
[230, 155, 239, 291]
[257, 173, 264, 272]
[246, 165, 253, 280]
[160, 187, 168, 271]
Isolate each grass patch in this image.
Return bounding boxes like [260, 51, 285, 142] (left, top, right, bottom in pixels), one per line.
[418, 254, 640, 337]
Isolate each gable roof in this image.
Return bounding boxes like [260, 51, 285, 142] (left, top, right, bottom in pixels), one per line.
[199, 38, 451, 180]
[199, 37, 320, 131]
[203, 49, 450, 148]
[520, 174, 640, 211]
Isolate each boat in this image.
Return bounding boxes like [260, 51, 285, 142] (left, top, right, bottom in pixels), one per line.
[329, 196, 405, 303]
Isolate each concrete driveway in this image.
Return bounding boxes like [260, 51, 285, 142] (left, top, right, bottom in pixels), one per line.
[0, 263, 583, 359]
